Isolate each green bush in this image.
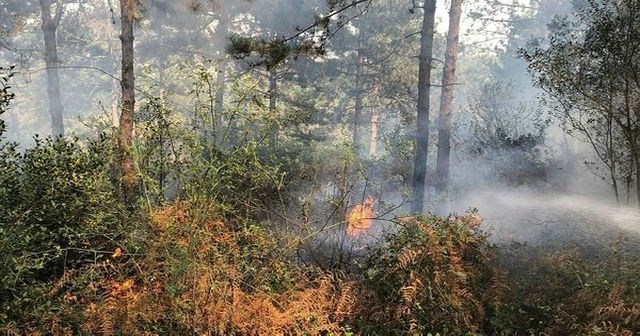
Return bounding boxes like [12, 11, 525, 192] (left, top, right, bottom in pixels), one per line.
[0, 135, 130, 324]
[132, 69, 301, 219]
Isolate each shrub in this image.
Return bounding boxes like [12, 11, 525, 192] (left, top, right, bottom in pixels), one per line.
[494, 243, 640, 335]
[358, 215, 502, 334]
[0, 135, 130, 325]
[132, 73, 292, 219]
[31, 203, 356, 335]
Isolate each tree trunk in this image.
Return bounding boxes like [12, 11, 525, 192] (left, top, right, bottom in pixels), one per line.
[119, 0, 137, 201]
[636, 164, 640, 208]
[39, 0, 64, 137]
[633, 148, 640, 208]
[269, 67, 278, 148]
[369, 104, 378, 157]
[106, 6, 119, 127]
[352, 32, 365, 156]
[111, 73, 120, 127]
[213, 14, 228, 146]
[213, 59, 226, 144]
[435, 0, 463, 193]
[411, 0, 437, 214]
[607, 115, 620, 205]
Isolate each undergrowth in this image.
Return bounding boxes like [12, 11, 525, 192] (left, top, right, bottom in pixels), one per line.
[2, 197, 639, 335]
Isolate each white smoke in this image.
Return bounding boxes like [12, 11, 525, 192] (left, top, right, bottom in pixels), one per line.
[453, 188, 640, 244]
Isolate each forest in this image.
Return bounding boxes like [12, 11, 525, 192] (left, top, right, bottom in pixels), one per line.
[0, 0, 639, 334]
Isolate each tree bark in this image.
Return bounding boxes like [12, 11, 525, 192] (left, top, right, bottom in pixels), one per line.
[353, 31, 365, 156]
[411, 0, 437, 214]
[39, 0, 64, 137]
[214, 59, 226, 143]
[369, 104, 379, 157]
[213, 14, 229, 146]
[269, 67, 278, 148]
[435, 0, 463, 193]
[108, 14, 119, 127]
[119, 0, 137, 201]
[635, 154, 640, 208]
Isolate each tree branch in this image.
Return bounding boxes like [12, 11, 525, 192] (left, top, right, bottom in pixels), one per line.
[283, 0, 371, 43]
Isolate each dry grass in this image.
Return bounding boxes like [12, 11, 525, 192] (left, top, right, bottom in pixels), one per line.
[40, 203, 357, 335]
[5, 203, 638, 335]
[357, 216, 501, 334]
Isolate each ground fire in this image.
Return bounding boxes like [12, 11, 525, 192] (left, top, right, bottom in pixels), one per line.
[346, 196, 375, 237]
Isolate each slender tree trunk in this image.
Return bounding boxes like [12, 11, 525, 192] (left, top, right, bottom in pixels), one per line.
[633, 148, 640, 208]
[269, 67, 278, 148]
[353, 32, 365, 156]
[39, 0, 64, 136]
[608, 116, 620, 205]
[435, 0, 463, 193]
[611, 167, 621, 205]
[411, 0, 437, 214]
[111, 74, 120, 127]
[369, 104, 379, 157]
[109, 23, 120, 127]
[213, 14, 228, 146]
[106, 1, 119, 127]
[213, 59, 226, 143]
[636, 168, 640, 208]
[119, 0, 137, 201]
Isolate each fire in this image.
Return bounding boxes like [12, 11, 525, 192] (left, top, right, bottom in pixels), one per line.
[346, 196, 375, 237]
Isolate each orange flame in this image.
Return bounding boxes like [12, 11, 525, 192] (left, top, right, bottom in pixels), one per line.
[346, 196, 375, 237]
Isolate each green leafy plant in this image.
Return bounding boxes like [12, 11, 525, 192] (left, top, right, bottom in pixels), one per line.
[0, 135, 130, 325]
[0, 66, 15, 137]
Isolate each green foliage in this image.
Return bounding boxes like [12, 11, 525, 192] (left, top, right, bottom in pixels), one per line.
[521, 0, 640, 198]
[227, 34, 295, 70]
[4, 0, 640, 334]
[132, 66, 290, 218]
[0, 66, 15, 137]
[0, 135, 130, 324]
[226, 0, 372, 70]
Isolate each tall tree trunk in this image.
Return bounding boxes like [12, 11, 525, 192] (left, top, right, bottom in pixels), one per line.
[119, 0, 137, 201]
[109, 21, 120, 127]
[213, 14, 229, 147]
[435, 0, 463, 193]
[111, 73, 120, 127]
[269, 67, 278, 148]
[633, 147, 640, 208]
[39, 0, 64, 136]
[369, 104, 379, 157]
[352, 32, 365, 156]
[213, 59, 226, 144]
[411, 0, 437, 214]
[607, 115, 620, 205]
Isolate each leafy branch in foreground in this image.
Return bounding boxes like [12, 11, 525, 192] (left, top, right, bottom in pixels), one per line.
[0, 65, 15, 137]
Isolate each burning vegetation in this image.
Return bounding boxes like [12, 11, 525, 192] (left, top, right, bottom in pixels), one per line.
[346, 196, 375, 238]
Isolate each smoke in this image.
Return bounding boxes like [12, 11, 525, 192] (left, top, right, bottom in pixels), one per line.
[451, 188, 640, 245]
